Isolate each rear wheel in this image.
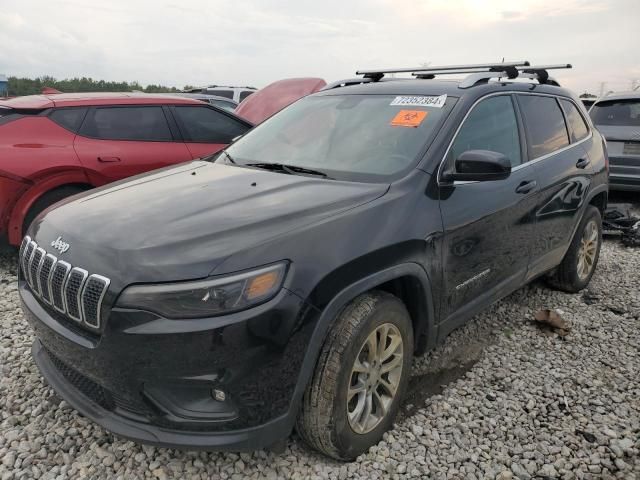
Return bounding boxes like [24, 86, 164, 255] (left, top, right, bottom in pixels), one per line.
[22, 186, 88, 236]
[547, 206, 602, 293]
[296, 291, 413, 460]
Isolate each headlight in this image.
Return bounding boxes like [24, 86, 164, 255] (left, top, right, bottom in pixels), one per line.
[116, 262, 287, 319]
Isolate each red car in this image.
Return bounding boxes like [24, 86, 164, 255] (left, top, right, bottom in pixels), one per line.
[0, 92, 253, 246]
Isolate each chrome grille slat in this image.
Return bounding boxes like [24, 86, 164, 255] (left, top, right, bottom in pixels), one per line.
[82, 275, 110, 328]
[39, 254, 57, 304]
[64, 268, 88, 322]
[31, 248, 46, 295]
[51, 261, 71, 313]
[20, 239, 110, 331]
[24, 241, 37, 287]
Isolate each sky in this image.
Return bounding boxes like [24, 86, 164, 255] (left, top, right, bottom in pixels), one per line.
[0, 0, 638, 95]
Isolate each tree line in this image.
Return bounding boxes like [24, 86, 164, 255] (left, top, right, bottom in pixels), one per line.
[5, 76, 191, 96]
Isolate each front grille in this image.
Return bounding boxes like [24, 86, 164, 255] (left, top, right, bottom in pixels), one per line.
[20, 236, 111, 330]
[44, 347, 116, 411]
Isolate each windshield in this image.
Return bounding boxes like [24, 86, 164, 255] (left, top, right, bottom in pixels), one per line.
[223, 94, 456, 182]
[590, 99, 640, 126]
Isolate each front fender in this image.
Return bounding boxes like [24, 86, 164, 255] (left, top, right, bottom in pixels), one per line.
[284, 262, 435, 430]
[7, 170, 91, 245]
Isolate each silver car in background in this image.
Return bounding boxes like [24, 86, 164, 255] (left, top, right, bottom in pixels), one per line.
[590, 92, 640, 191]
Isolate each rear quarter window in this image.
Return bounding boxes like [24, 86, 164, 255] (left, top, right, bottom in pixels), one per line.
[172, 106, 248, 143]
[559, 100, 589, 142]
[49, 108, 88, 133]
[518, 95, 570, 158]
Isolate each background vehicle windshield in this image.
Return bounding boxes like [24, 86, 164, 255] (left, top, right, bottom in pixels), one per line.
[590, 99, 640, 126]
[225, 94, 455, 182]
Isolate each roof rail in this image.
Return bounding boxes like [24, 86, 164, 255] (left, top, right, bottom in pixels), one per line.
[355, 61, 530, 81]
[321, 78, 375, 91]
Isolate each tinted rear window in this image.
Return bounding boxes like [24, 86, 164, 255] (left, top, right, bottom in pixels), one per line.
[590, 99, 640, 126]
[560, 100, 589, 142]
[518, 95, 569, 158]
[205, 89, 234, 99]
[49, 108, 87, 133]
[81, 106, 173, 141]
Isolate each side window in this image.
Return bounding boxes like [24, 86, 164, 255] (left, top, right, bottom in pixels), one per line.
[49, 108, 87, 133]
[81, 107, 172, 141]
[239, 90, 254, 102]
[449, 95, 522, 167]
[518, 95, 569, 158]
[560, 99, 589, 142]
[173, 106, 249, 143]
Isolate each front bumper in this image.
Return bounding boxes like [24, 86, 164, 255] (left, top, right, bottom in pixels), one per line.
[21, 282, 315, 450]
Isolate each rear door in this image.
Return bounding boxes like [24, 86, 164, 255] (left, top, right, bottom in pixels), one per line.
[438, 94, 539, 328]
[170, 105, 250, 159]
[517, 94, 594, 279]
[74, 105, 192, 185]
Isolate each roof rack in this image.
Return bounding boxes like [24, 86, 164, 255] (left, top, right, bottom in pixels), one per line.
[356, 61, 529, 82]
[353, 61, 572, 88]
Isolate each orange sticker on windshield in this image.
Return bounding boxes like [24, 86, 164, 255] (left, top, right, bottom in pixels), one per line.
[390, 110, 428, 127]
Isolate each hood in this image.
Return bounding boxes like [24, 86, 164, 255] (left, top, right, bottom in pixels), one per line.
[596, 125, 640, 142]
[235, 78, 327, 125]
[31, 161, 387, 286]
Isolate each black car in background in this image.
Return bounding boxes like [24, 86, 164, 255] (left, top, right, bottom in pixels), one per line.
[18, 62, 608, 460]
[590, 92, 640, 191]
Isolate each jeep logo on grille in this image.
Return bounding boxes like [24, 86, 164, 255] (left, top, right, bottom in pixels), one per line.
[50, 236, 70, 254]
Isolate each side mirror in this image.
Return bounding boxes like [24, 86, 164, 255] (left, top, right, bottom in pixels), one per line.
[442, 150, 511, 182]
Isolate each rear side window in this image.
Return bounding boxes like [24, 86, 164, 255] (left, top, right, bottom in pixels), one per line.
[49, 108, 87, 133]
[81, 106, 172, 141]
[560, 100, 589, 142]
[590, 99, 640, 126]
[518, 95, 569, 158]
[239, 90, 254, 102]
[204, 89, 234, 99]
[449, 95, 522, 167]
[173, 106, 248, 143]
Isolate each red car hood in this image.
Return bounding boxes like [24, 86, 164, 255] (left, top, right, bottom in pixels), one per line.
[235, 77, 326, 125]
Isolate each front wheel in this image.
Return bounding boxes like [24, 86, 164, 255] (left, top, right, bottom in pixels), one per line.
[296, 291, 413, 460]
[548, 205, 602, 293]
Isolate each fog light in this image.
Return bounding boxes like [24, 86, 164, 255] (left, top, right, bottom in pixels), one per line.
[212, 388, 226, 402]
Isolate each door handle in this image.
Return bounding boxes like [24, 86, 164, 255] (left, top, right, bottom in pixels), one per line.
[97, 156, 121, 163]
[515, 180, 537, 194]
[576, 157, 590, 169]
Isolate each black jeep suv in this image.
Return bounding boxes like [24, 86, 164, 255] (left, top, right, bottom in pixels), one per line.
[19, 62, 608, 460]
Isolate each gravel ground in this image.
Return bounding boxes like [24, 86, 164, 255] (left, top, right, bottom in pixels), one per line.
[1, 199, 639, 479]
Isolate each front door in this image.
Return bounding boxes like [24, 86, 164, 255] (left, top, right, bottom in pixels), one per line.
[438, 94, 539, 330]
[74, 105, 193, 185]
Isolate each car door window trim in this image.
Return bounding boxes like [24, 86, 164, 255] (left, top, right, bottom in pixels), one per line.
[437, 92, 593, 186]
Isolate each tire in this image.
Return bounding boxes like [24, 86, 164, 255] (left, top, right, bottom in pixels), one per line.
[22, 186, 88, 237]
[547, 205, 602, 293]
[296, 291, 413, 460]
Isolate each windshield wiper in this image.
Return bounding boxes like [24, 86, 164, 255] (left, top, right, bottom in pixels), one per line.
[221, 150, 236, 164]
[245, 162, 333, 179]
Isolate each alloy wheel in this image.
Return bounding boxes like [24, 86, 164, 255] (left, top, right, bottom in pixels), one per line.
[577, 219, 599, 281]
[347, 323, 404, 434]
